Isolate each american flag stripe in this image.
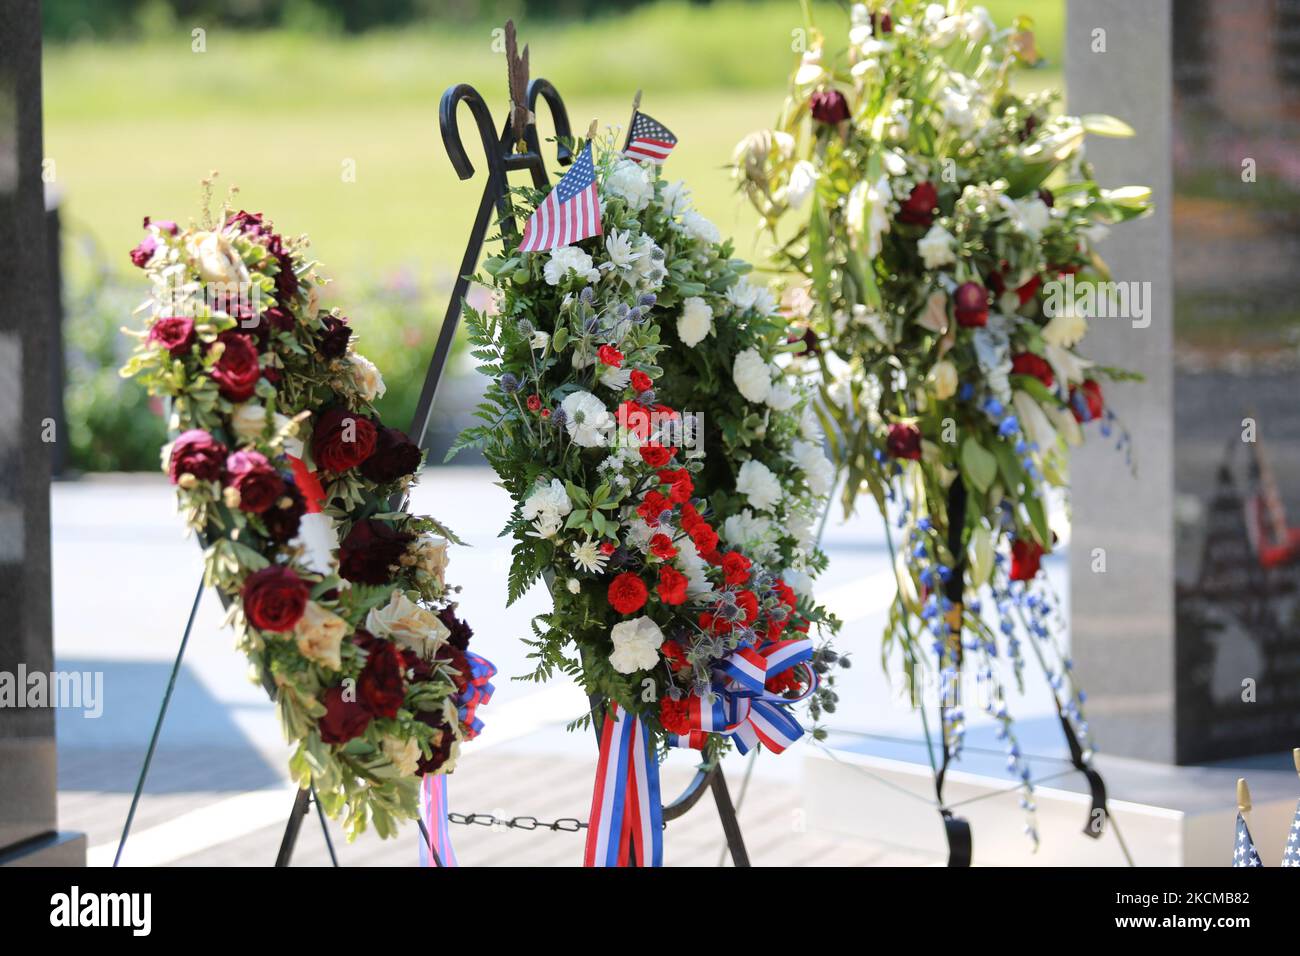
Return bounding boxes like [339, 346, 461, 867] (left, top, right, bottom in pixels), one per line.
[518, 141, 602, 253]
[625, 110, 677, 166]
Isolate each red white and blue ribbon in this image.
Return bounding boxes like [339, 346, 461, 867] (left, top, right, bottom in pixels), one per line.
[668, 637, 817, 755]
[418, 652, 496, 867]
[584, 704, 664, 867]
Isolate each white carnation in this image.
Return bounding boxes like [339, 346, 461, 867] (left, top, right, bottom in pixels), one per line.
[732, 347, 773, 404]
[522, 478, 573, 540]
[681, 209, 720, 244]
[736, 459, 783, 512]
[917, 223, 957, 270]
[790, 439, 834, 497]
[766, 382, 798, 411]
[677, 295, 713, 347]
[543, 246, 598, 286]
[726, 277, 777, 316]
[608, 616, 664, 674]
[561, 390, 615, 447]
[605, 159, 655, 211]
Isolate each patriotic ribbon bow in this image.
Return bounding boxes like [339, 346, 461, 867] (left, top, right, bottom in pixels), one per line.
[419, 652, 496, 867]
[668, 637, 817, 755]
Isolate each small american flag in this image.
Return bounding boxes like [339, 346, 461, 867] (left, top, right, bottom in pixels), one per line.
[1283, 800, 1300, 867]
[624, 111, 677, 165]
[518, 141, 602, 253]
[1233, 811, 1263, 867]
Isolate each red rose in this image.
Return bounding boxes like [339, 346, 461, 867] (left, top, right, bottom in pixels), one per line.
[630, 370, 653, 393]
[318, 685, 372, 744]
[659, 696, 693, 736]
[722, 552, 752, 586]
[597, 344, 623, 367]
[311, 406, 378, 473]
[657, 566, 688, 606]
[898, 181, 939, 227]
[1010, 539, 1045, 581]
[168, 429, 227, 483]
[262, 481, 306, 544]
[358, 426, 422, 484]
[225, 449, 285, 514]
[358, 640, 406, 718]
[650, 534, 678, 560]
[639, 442, 675, 468]
[735, 589, 759, 625]
[886, 423, 923, 460]
[241, 565, 309, 632]
[954, 282, 989, 328]
[689, 521, 719, 555]
[1070, 379, 1104, 423]
[129, 236, 156, 268]
[657, 467, 693, 503]
[810, 89, 850, 124]
[599, 540, 617, 556]
[1011, 353, 1055, 389]
[608, 572, 648, 615]
[338, 519, 413, 586]
[211, 332, 262, 401]
[148, 316, 195, 356]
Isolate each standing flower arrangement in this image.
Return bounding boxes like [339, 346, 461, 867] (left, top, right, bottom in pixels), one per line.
[121, 189, 492, 842]
[735, 0, 1150, 837]
[455, 135, 842, 864]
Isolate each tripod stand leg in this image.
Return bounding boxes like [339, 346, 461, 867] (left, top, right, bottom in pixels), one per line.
[710, 767, 750, 867]
[113, 578, 204, 867]
[275, 788, 312, 867]
[311, 784, 339, 867]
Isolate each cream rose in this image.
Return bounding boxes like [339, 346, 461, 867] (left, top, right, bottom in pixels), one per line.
[413, 534, 450, 588]
[189, 230, 249, 286]
[348, 352, 387, 402]
[928, 359, 959, 399]
[365, 590, 449, 657]
[294, 601, 348, 671]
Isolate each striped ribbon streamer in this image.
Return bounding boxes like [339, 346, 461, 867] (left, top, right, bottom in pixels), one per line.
[584, 704, 664, 867]
[419, 773, 458, 867]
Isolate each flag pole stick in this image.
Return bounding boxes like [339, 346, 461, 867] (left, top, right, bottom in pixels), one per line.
[1237, 777, 1252, 819]
[622, 89, 642, 152]
[1293, 747, 1300, 778]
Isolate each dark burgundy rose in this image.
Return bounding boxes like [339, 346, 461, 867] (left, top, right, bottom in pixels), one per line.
[1070, 379, 1104, 423]
[435, 643, 472, 695]
[318, 684, 372, 744]
[359, 426, 422, 484]
[265, 306, 294, 332]
[1037, 187, 1054, 208]
[262, 480, 306, 543]
[871, 11, 893, 34]
[311, 406, 378, 473]
[954, 281, 990, 328]
[358, 639, 406, 718]
[885, 423, 923, 461]
[810, 89, 851, 125]
[241, 565, 309, 632]
[225, 449, 285, 514]
[1011, 352, 1055, 389]
[168, 429, 227, 483]
[273, 249, 298, 305]
[210, 331, 262, 401]
[898, 181, 939, 227]
[414, 708, 455, 775]
[129, 236, 156, 268]
[438, 606, 473, 652]
[148, 316, 195, 356]
[403, 647, 435, 684]
[317, 315, 352, 360]
[338, 519, 412, 586]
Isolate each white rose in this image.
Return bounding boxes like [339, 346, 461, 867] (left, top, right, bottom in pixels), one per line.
[677, 296, 713, 347]
[918, 223, 957, 270]
[189, 230, 249, 286]
[681, 209, 720, 244]
[605, 159, 654, 211]
[382, 736, 421, 776]
[928, 359, 959, 399]
[348, 352, 386, 402]
[366, 590, 449, 658]
[736, 459, 783, 512]
[543, 246, 598, 286]
[608, 616, 664, 674]
[733, 348, 773, 404]
[560, 390, 615, 448]
[293, 601, 348, 671]
[785, 160, 819, 210]
[230, 402, 269, 442]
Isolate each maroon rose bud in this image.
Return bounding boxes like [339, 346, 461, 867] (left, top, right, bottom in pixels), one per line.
[954, 281, 990, 328]
[872, 11, 893, 34]
[148, 316, 196, 357]
[438, 606, 473, 651]
[338, 519, 413, 586]
[311, 406, 378, 474]
[358, 639, 406, 718]
[225, 449, 285, 514]
[168, 429, 227, 483]
[1070, 379, 1104, 423]
[810, 89, 851, 125]
[886, 423, 923, 460]
[210, 331, 262, 402]
[1010, 352, 1055, 389]
[359, 426, 422, 485]
[318, 684, 372, 744]
[1037, 187, 1054, 208]
[1010, 539, 1045, 582]
[897, 181, 939, 227]
[241, 565, 309, 632]
[262, 480, 306, 543]
[273, 250, 298, 305]
[414, 707, 455, 775]
[129, 236, 157, 269]
[317, 315, 352, 360]
[264, 306, 294, 332]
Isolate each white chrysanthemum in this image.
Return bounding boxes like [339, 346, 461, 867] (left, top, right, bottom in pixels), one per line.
[604, 229, 644, 271]
[726, 277, 777, 316]
[732, 347, 773, 404]
[785, 160, 819, 210]
[605, 159, 655, 211]
[522, 477, 573, 528]
[674, 536, 715, 597]
[736, 459, 783, 512]
[722, 509, 776, 559]
[663, 179, 693, 218]
[349, 353, 386, 402]
[608, 616, 664, 674]
[570, 536, 609, 574]
[543, 246, 598, 286]
[766, 382, 798, 412]
[599, 364, 632, 391]
[786, 508, 817, 551]
[918, 223, 957, 270]
[677, 296, 713, 347]
[790, 439, 835, 497]
[681, 209, 720, 244]
[561, 390, 615, 447]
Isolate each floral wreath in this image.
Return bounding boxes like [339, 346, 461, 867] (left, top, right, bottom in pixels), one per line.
[733, 0, 1153, 837]
[122, 187, 492, 841]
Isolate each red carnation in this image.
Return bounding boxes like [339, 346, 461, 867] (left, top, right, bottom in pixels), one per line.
[618, 401, 652, 439]
[358, 640, 406, 718]
[1011, 353, 1055, 389]
[636, 490, 670, 526]
[1070, 379, 1104, 423]
[318, 685, 372, 744]
[148, 316, 195, 356]
[211, 332, 262, 402]
[954, 282, 990, 328]
[735, 589, 759, 625]
[225, 449, 285, 514]
[241, 565, 309, 632]
[1010, 539, 1045, 582]
[661, 640, 690, 674]
[886, 423, 923, 460]
[898, 181, 939, 227]
[810, 89, 850, 125]
[689, 521, 719, 556]
[679, 503, 703, 531]
[168, 429, 226, 483]
[597, 344, 623, 367]
[639, 442, 675, 468]
[311, 406, 378, 474]
[659, 696, 693, 736]
[657, 566, 688, 606]
[722, 552, 752, 586]
[599, 540, 617, 556]
[658, 467, 693, 504]
[699, 610, 731, 635]
[650, 533, 678, 560]
[630, 370, 653, 393]
[608, 572, 649, 615]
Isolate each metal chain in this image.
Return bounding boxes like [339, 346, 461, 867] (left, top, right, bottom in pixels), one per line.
[447, 811, 587, 832]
